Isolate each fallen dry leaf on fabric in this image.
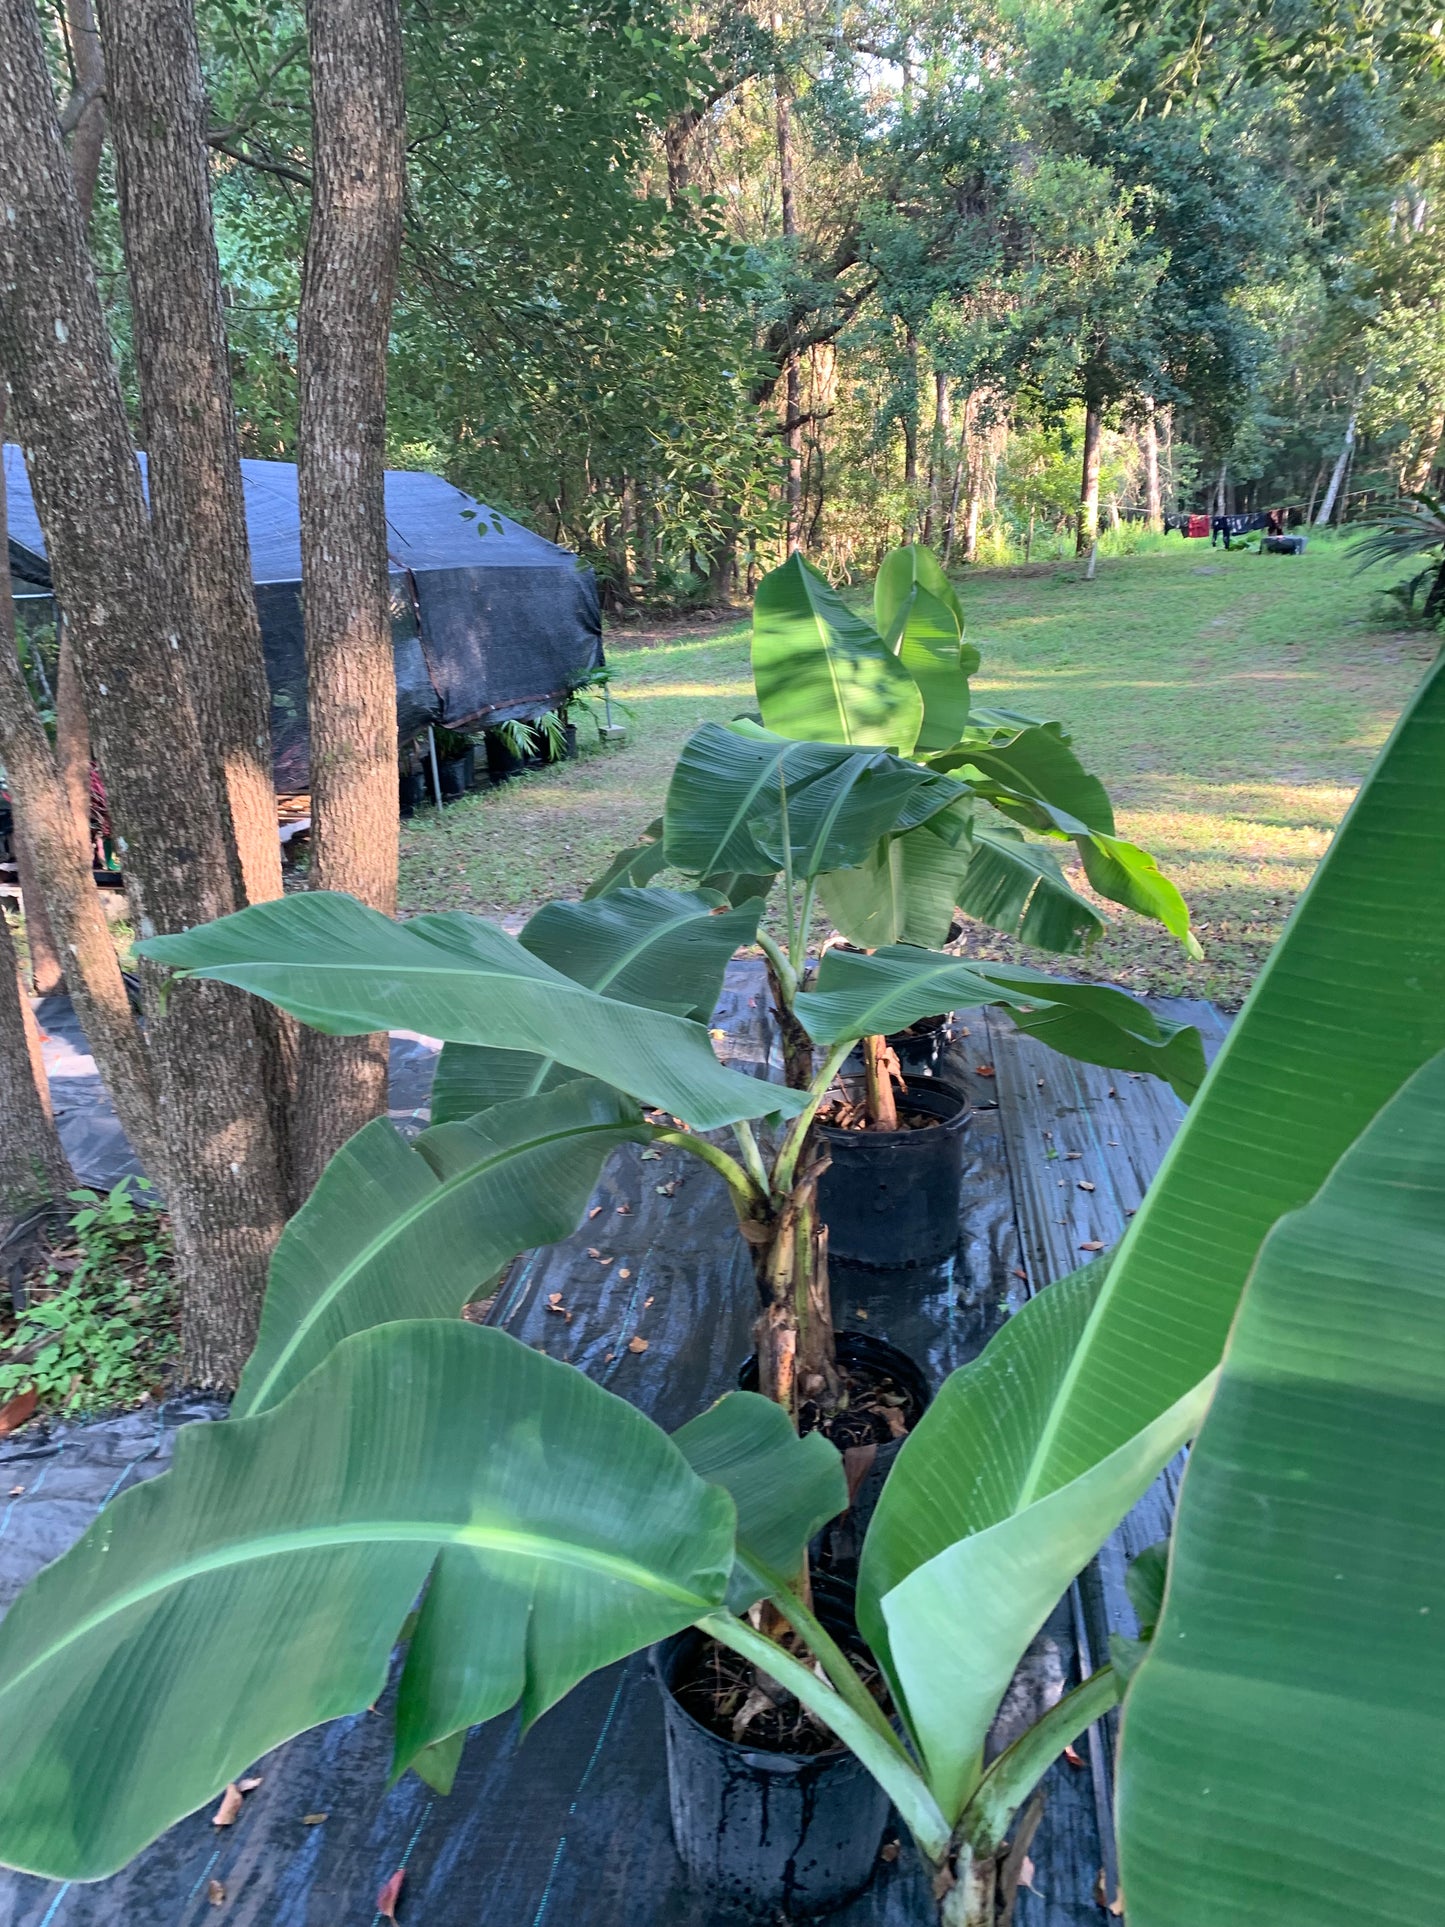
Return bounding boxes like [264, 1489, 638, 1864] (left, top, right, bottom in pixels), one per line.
[207, 1877, 226, 1907]
[1064, 1150, 1083, 1160]
[301, 1813, 328, 1826]
[1077, 1180, 1096, 1193]
[1018, 1856, 1039, 1893]
[1095, 1870, 1124, 1914]
[1012, 1267, 1028, 1282]
[588, 1206, 603, 1219]
[211, 1784, 244, 1828]
[854, 1307, 869, 1319]
[377, 1868, 405, 1920]
[879, 1840, 900, 1863]
[1079, 1240, 1105, 1252]
[616, 1203, 632, 1215]
[618, 1268, 632, 1280]
[0, 1389, 38, 1439]
[236, 1777, 263, 1794]
[655, 1180, 678, 1197]
[639, 1147, 661, 1160]
[628, 1336, 649, 1354]
[7, 1485, 24, 1497]
[975, 1064, 995, 1077]
[643, 1295, 654, 1307]
[1063, 1744, 1084, 1768]
[585, 1247, 601, 1260]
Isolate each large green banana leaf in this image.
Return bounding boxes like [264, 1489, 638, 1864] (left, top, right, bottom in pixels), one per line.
[856, 1263, 1212, 1825]
[874, 540, 966, 643]
[795, 946, 1206, 1101]
[234, 1080, 649, 1418]
[137, 892, 797, 1131]
[0, 1322, 735, 1882]
[874, 546, 974, 754]
[1118, 1051, 1445, 1927]
[752, 551, 924, 752]
[818, 798, 975, 948]
[956, 821, 1106, 953]
[393, 1381, 844, 1787]
[673, 1392, 847, 1612]
[663, 721, 962, 883]
[430, 889, 761, 1125]
[933, 722, 1116, 836]
[1019, 651, 1445, 1497]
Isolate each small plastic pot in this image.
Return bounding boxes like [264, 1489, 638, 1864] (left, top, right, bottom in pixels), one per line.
[438, 747, 474, 799]
[817, 1077, 970, 1270]
[398, 768, 428, 816]
[652, 1594, 891, 1917]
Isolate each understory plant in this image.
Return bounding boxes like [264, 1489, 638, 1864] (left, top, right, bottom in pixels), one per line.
[1351, 487, 1445, 623]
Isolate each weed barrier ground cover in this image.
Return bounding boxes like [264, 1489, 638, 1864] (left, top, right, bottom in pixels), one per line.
[0, 963, 1227, 1926]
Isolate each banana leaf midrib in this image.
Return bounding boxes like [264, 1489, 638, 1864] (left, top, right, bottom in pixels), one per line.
[238, 1114, 639, 1416]
[0, 1520, 726, 1703]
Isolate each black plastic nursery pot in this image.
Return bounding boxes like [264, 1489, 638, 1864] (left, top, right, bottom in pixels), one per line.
[438, 747, 475, 798]
[817, 1076, 971, 1271]
[652, 1592, 892, 1918]
[398, 767, 428, 816]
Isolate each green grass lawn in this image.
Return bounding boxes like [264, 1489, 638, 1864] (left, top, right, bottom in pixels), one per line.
[398, 534, 1436, 1007]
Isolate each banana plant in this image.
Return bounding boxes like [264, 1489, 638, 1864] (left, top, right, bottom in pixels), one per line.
[2, 651, 1444, 1923]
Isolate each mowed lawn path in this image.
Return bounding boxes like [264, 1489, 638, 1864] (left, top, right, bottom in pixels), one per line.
[399, 536, 1434, 1006]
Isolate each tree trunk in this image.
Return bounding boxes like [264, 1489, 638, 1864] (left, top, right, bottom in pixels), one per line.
[1212, 462, 1227, 516]
[1402, 411, 1444, 494]
[62, 0, 107, 224]
[53, 623, 94, 863]
[11, 825, 64, 996]
[1, 0, 289, 1385]
[294, 0, 406, 1192]
[924, 369, 950, 547]
[0, 904, 72, 1218]
[1142, 397, 1162, 530]
[1315, 407, 1358, 525]
[1076, 402, 1102, 556]
[775, 40, 802, 554]
[943, 446, 966, 565]
[0, 402, 163, 1183]
[902, 330, 920, 541]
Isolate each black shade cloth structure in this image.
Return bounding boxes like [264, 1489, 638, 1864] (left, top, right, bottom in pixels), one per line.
[3, 445, 603, 790]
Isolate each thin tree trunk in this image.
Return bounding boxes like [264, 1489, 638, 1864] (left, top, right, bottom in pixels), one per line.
[1316, 406, 1359, 526]
[1076, 402, 1102, 556]
[1304, 459, 1327, 524]
[924, 369, 950, 547]
[1, 0, 288, 1385]
[902, 329, 920, 541]
[294, 0, 406, 1192]
[62, 0, 107, 223]
[1211, 462, 1227, 515]
[53, 623, 93, 862]
[0, 904, 72, 1217]
[774, 33, 802, 554]
[942, 446, 966, 565]
[1142, 397, 1162, 530]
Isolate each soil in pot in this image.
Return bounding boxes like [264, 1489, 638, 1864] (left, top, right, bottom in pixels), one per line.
[740, 1334, 933, 1583]
[739, 1330, 931, 1453]
[654, 1581, 894, 1917]
[816, 1076, 970, 1271]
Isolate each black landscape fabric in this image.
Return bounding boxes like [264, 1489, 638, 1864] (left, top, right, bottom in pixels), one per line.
[3, 445, 603, 790]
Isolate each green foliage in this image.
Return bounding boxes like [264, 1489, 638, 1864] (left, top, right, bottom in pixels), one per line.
[1120, 1050, 1445, 1926]
[0, 1180, 174, 1413]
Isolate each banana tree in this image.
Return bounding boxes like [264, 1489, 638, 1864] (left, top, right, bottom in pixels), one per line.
[2, 653, 1444, 1923]
[133, 804, 1204, 1418]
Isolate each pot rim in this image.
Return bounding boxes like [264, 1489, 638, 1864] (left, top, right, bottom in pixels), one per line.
[816, 1075, 971, 1143]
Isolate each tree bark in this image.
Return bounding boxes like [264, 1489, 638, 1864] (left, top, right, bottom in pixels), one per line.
[1, 0, 288, 1384]
[0, 904, 72, 1218]
[1402, 410, 1444, 494]
[62, 0, 108, 224]
[775, 36, 802, 554]
[11, 824, 64, 996]
[1076, 402, 1102, 556]
[902, 329, 920, 541]
[294, 0, 406, 1191]
[1142, 396, 1162, 530]
[53, 623, 94, 864]
[0, 399, 163, 1181]
[1315, 407, 1358, 525]
[102, 0, 285, 916]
